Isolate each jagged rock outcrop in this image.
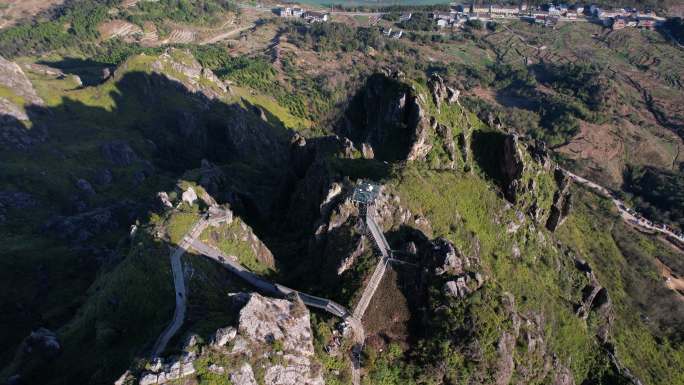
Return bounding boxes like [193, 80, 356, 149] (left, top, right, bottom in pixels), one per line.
[405, 92, 433, 161]
[572, 256, 613, 341]
[546, 168, 573, 232]
[498, 134, 572, 227]
[198, 158, 227, 197]
[238, 294, 315, 356]
[231, 363, 258, 385]
[436, 122, 457, 168]
[75, 178, 96, 197]
[94, 168, 113, 186]
[238, 294, 323, 385]
[157, 192, 173, 208]
[211, 326, 237, 347]
[361, 142, 374, 159]
[44, 208, 115, 242]
[492, 292, 577, 385]
[23, 328, 61, 359]
[495, 331, 516, 385]
[5, 327, 62, 381]
[43, 202, 137, 243]
[138, 353, 197, 385]
[428, 238, 485, 299]
[500, 134, 527, 204]
[150, 48, 227, 100]
[340, 72, 467, 170]
[428, 74, 449, 112]
[135, 294, 323, 385]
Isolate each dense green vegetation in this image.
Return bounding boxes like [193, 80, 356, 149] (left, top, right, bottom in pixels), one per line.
[0, 0, 117, 57]
[287, 22, 381, 52]
[399, 12, 437, 32]
[0, 0, 238, 59]
[192, 43, 345, 125]
[623, 165, 684, 231]
[455, 61, 609, 147]
[123, 0, 238, 28]
[538, 62, 610, 112]
[557, 188, 684, 385]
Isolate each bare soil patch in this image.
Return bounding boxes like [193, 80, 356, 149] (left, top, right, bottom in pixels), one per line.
[0, 0, 64, 28]
[98, 20, 143, 41]
[655, 257, 684, 298]
[362, 267, 411, 348]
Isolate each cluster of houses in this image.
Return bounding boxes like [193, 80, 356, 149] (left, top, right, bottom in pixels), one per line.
[427, 3, 665, 30]
[276, 7, 329, 23]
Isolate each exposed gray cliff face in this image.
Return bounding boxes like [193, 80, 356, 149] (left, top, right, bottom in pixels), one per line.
[571, 257, 613, 342]
[0, 55, 44, 109]
[0, 56, 48, 150]
[500, 134, 527, 204]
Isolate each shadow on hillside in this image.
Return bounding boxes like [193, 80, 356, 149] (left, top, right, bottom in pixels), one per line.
[337, 73, 417, 162]
[0, 69, 302, 384]
[38, 57, 114, 87]
[471, 130, 507, 189]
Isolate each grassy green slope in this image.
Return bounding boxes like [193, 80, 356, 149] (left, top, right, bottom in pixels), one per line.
[557, 188, 684, 385]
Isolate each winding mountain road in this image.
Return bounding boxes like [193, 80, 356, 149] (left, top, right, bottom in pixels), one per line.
[563, 169, 684, 243]
[200, 23, 256, 45]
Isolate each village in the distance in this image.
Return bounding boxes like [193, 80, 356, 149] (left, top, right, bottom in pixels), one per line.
[274, 2, 669, 35]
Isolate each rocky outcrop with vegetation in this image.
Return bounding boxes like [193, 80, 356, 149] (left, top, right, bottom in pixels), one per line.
[498, 133, 571, 229]
[341, 72, 469, 170]
[130, 293, 324, 385]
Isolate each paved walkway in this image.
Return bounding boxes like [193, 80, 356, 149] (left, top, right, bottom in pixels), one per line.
[151, 216, 209, 358]
[152, 198, 396, 384]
